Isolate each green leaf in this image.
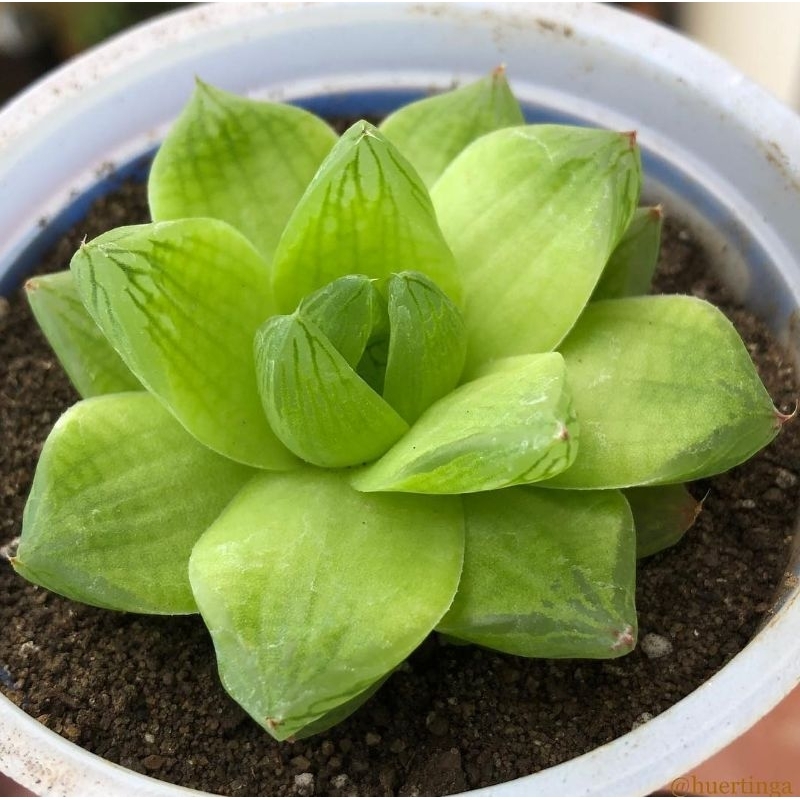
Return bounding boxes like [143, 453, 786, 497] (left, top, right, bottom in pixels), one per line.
[625, 484, 702, 559]
[292, 672, 393, 740]
[437, 487, 637, 658]
[188, 468, 464, 741]
[254, 314, 408, 467]
[25, 270, 141, 397]
[271, 121, 462, 312]
[592, 206, 663, 301]
[379, 67, 525, 188]
[70, 219, 299, 470]
[431, 125, 641, 374]
[382, 272, 467, 424]
[296, 274, 386, 368]
[351, 353, 578, 494]
[149, 80, 336, 262]
[13, 393, 253, 614]
[543, 295, 781, 488]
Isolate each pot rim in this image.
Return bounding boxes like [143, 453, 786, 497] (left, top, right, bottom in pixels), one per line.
[1, 3, 799, 797]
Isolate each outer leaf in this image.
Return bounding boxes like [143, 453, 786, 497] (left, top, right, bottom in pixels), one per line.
[592, 206, 663, 301]
[12, 393, 253, 614]
[26, 270, 140, 397]
[351, 353, 578, 494]
[188, 468, 464, 741]
[379, 67, 525, 188]
[149, 80, 336, 262]
[437, 487, 637, 658]
[254, 315, 408, 467]
[431, 125, 640, 374]
[625, 484, 703, 559]
[70, 220, 298, 470]
[292, 672, 392, 740]
[296, 274, 386, 368]
[544, 296, 781, 488]
[383, 271, 467, 424]
[271, 121, 462, 312]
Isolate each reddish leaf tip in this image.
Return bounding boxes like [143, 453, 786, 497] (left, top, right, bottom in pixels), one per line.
[775, 402, 798, 429]
[612, 624, 636, 651]
[686, 492, 706, 530]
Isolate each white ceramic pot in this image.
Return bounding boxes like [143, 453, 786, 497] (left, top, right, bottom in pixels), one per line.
[1, 3, 799, 796]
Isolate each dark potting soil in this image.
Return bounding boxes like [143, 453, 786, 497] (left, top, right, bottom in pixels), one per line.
[1, 181, 799, 797]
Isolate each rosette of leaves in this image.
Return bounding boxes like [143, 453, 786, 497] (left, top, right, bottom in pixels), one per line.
[15, 71, 785, 741]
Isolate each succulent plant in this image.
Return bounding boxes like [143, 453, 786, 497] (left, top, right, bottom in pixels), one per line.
[14, 70, 784, 741]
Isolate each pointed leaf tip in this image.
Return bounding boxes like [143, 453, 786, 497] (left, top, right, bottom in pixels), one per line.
[776, 402, 798, 428]
[612, 624, 636, 653]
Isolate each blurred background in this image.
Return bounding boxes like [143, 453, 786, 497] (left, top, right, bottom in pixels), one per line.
[1, 2, 799, 797]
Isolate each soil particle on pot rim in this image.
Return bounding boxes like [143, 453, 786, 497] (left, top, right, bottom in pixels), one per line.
[1, 184, 798, 796]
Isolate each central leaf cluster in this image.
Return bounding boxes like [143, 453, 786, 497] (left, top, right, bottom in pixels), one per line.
[254, 271, 466, 467]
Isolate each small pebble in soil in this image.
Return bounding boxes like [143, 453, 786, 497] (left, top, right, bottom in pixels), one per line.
[389, 738, 407, 753]
[639, 633, 672, 658]
[290, 755, 311, 771]
[17, 640, 38, 657]
[641, 633, 674, 659]
[631, 712, 654, 730]
[143, 754, 165, 770]
[331, 774, 349, 789]
[426, 711, 449, 736]
[776, 468, 798, 489]
[294, 772, 314, 793]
